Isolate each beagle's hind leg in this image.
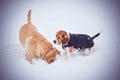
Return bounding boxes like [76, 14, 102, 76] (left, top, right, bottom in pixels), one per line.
[81, 48, 90, 56]
[88, 48, 92, 53]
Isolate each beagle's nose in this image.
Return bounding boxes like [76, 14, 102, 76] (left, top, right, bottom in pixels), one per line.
[53, 40, 56, 44]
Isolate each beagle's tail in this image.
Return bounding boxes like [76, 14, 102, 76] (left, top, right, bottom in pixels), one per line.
[91, 31, 101, 40]
[27, 10, 31, 23]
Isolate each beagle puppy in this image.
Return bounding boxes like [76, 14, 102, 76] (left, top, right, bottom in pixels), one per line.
[53, 30, 100, 54]
[19, 10, 60, 64]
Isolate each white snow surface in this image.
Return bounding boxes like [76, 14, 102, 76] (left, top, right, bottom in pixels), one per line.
[0, 0, 120, 80]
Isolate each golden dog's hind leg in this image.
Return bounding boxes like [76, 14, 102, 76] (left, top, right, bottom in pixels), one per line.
[25, 36, 34, 63]
[25, 52, 33, 63]
[25, 45, 35, 64]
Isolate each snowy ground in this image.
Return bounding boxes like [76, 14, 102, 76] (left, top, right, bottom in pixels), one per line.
[0, 0, 120, 80]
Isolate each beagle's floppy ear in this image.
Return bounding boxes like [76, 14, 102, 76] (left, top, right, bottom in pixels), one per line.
[62, 35, 69, 44]
[62, 35, 68, 38]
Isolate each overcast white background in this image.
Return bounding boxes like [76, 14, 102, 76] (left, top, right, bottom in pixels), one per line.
[0, 0, 120, 80]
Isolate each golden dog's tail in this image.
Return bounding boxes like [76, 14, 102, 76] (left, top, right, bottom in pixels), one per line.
[28, 10, 31, 23]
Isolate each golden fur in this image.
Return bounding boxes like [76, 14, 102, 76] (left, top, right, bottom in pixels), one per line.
[19, 10, 60, 64]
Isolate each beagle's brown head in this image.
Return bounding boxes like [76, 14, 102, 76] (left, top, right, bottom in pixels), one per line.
[53, 30, 69, 45]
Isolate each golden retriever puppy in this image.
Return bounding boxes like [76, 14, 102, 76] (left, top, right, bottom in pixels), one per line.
[19, 10, 60, 64]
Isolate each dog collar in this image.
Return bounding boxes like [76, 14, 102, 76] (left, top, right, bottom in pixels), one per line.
[42, 47, 54, 60]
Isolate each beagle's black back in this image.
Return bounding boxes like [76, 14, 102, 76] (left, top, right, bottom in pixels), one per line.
[63, 33, 100, 50]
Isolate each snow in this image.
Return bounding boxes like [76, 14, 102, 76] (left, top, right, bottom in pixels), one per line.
[0, 0, 120, 80]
